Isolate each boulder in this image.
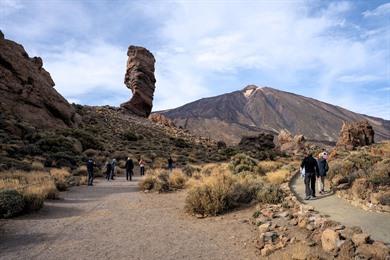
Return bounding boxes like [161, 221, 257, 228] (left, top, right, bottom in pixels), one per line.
[0, 31, 78, 131]
[355, 241, 389, 259]
[149, 113, 176, 127]
[351, 233, 370, 246]
[336, 121, 375, 149]
[321, 228, 344, 252]
[277, 129, 306, 154]
[121, 46, 156, 117]
[238, 133, 275, 151]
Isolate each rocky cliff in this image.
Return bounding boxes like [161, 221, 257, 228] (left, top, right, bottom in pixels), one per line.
[336, 121, 375, 149]
[120, 46, 156, 117]
[0, 31, 78, 134]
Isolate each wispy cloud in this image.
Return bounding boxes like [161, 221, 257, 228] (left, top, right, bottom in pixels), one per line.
[363, 3, 390, 17]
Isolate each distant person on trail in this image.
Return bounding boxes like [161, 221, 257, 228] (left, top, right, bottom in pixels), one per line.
[168, 156, 174, 171]
[300, 151, 319, 200]
[125, 157, 134, 181]
[105, 161, 112, 181]
[110, 159, 117, 180]
[87, 158, 95, 186]
[317, 152, 329, 194]
[139, 158, 145, 176]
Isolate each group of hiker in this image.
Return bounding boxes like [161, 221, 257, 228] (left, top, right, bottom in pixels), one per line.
[86, 156, 175, 186]
[300, 150, 329, 200]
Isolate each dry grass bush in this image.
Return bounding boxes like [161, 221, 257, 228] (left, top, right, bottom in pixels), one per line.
[258, 160, 283, 173]
[182, 164, 201, 177]
[229, 153, 263, 175]
[256, 183, 285, 204]
[266, 168, 290, 185]
[0, 171, 58, 214]
[31, 161, 45, 171]
[139, 169, 187, 192]
[185, 171, 266, 216]
[369, 159, 390, 186]
[50, 168, 71, 191]
[74, 165, 88, 176]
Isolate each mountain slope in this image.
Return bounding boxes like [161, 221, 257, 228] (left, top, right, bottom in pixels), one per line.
[162, 85, 390, 144]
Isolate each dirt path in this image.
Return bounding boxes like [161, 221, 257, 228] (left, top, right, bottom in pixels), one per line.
[291, 174, 390, 243]
[0, 177, 258, 260]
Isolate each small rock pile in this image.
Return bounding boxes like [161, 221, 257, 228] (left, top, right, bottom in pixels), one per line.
[149, 113, 176, 128]
[276, 129, 307, 156]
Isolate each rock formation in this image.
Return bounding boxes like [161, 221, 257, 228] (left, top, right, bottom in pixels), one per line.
[0, 31, 78, 133]
[238, 133, 275, 151]
[121, 46, 156, 117]
[336, 121, 375, 149]
[149, 113, 176, 128]
[277, 129, 306, 154]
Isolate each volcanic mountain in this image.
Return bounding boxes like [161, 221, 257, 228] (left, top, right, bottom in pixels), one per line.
[161, 85, 390, 145]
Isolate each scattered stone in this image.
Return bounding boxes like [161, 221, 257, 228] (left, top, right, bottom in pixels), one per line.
[306, 224, 315, 231]
[262, 231, 279, 243]
[279, 211, 290, 218]
[289, 219, 298, 226]
[321, 228, 344, 252]
[258, 222, 271, 233]
[355, 241, 389, 259]
[261, 209, 274, 219]
[260, 244, 275, 256]
[307, 240, 316, 247]
[338, 239, 356, 260]
[331, 224, 345, 231]
[298, 218, 308, 228]
[352, 233, 370, 246]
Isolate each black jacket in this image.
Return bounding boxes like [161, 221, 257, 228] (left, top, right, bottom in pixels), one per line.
[301, 156, 319, 176]
[125, 159, 134, 170]
[317, 158, 329, 177]
[87, 159, 94, 172]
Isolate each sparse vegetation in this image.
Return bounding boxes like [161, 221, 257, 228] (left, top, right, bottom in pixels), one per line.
[266, 168, 290, 184]
[0, 171, 58, 216]
[229, 153, 263, 175]
[139, 169, 187, 192]
[50, 168, 71, 191]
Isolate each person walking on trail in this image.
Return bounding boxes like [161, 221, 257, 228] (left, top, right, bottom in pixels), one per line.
[87, 158, 95, 186]
[110, 159, 117, 180]
[317, 152, 329, 194]
[125, 157, 134, 181]
[168, 156, 174, 171]
[301, 151, 319, 200]
[105, 161, 112, 181]
[139, 158, 145, 176]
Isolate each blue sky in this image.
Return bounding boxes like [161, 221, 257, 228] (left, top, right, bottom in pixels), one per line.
[1, 0, 389, 119]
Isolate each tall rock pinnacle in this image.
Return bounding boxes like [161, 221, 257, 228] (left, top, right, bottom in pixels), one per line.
[120, 45, 156, 117]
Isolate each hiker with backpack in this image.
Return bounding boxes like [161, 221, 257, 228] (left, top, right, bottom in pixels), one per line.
[317, 152, 329, 194]
[105, 160, 112, 181]
[87, 158, 95, 186]
[110, 159, 117, 180]
[139, 157, 145, 176]
[125, 157, 134, 181]
[300, 151, 319, 200]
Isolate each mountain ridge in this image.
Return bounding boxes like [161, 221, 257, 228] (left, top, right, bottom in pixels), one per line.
[161, 85, 390, 144]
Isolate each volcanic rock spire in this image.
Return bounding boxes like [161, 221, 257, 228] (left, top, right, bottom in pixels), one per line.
[120, 46, 156, 117]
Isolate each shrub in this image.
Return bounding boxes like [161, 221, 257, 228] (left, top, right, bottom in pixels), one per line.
[0, 189, 25, 218]
[123, 131, 138, 141]
[256, 183, 285, 204]
[185, 172, 264, 216]
[139, 169, 188, 192]
[369, 159, 390, 186]
[229, 153, 263, 175]
[74, 165, 88, 176]
[50, 168, 71, 191]
[267, 168, 290, 185]
[258, 161, 283, 173]
[169, 170, 187, 189]
[31, 161, 45, 171]
[182, 164, 201, 177]
[61, 129, 103, 151]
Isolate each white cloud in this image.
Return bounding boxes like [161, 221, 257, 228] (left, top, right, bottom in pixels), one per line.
[43, 40, 128, 104]
[337, 74, 381, 83]
[363, 3, 390, 17]
[151, 1, 388, 112]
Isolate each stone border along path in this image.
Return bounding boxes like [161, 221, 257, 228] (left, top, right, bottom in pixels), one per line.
[290, 173, 390, 244]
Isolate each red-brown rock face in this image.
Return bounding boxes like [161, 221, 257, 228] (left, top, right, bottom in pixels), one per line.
[0, 31, 78, 131]
[120, 46, 156, 117]
[149, 113, 176, 128]
[336, 121, 375, 149]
